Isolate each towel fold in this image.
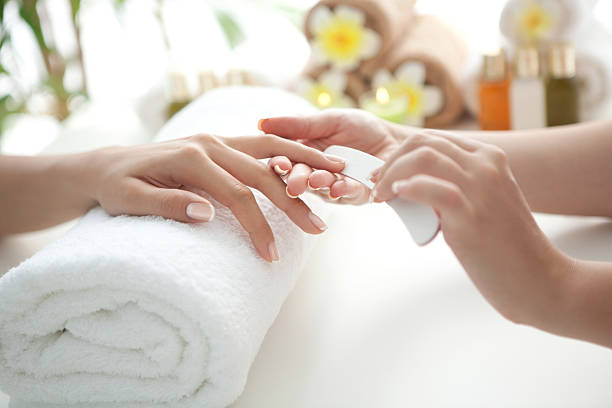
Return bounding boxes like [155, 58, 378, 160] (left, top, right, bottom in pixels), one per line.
[0, 87, 327, 408]
[359, 15, 469, 128]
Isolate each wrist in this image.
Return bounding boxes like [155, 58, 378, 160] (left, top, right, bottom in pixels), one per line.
[54, 150, 100, 211]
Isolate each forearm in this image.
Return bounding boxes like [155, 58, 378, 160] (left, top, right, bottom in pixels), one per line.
[552, 258, 612, 349]
[0, 153, 97, 235]
[390, 120, 612, 217]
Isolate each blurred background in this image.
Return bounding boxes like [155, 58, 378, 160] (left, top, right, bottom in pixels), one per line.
[1, 0, 611, 155]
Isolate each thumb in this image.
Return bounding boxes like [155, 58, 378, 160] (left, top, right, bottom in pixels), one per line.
[258, 114, 332, 141]
[120, 179, 215, 223]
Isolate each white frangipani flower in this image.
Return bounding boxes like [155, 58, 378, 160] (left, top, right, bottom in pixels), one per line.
[309, 5, 381, 70]
[295, 70, 354, 109]
[372, 62, 444, 127]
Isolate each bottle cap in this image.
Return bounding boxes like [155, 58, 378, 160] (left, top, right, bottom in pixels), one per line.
[515, 46, 541, 78]
[482, 49, 507, 81]
[549, 43, 576, 78]
[167, 71, 191, 103]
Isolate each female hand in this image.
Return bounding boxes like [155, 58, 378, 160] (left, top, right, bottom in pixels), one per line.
[259, 109, 401, 204]
[372, 130, 572, 330]
[84, 134, 346, 262]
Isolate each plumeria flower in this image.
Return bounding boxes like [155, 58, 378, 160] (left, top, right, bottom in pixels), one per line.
[295, 70, 355, 109]
[372, 62, 444, 127]
[500, 0, 581, 44]
[309, 5, 381, 70]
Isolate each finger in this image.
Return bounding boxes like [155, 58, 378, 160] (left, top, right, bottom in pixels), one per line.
[118, 178, 215, 223]
[258, 115, 331, 141]
[221, 134, 345, 173]
[268, 156, 292, 176]
[308, 169, 337, 190]
[391, 175, 470, 218]
[204, 147, 328, 235]
[178, 156, 279, 262]
[330, 177, 370, 204]
[374, 147, 469, 202]
[285, 163, 312, 198]
[379, 132, 473, 181]
[422, 129, 482, 152]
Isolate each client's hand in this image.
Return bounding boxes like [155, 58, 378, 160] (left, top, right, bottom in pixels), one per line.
[87, 134, 345, 262]
[372, 130, 570, 329]
[259, 109, 400, 204]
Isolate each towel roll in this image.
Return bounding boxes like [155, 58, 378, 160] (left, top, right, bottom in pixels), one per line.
[304, 0, 416, 69]
[360, 15, 470, 128]
[0, 87, 329, 408]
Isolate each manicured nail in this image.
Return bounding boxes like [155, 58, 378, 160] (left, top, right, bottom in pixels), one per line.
[308, 212, 328, 231]
[286, 186, 300, 199]
[307, 179, 321, 191]
[324, 154, 346, 164]
[274, 164, 289, 176]
[392, 180, 410, 194]
[258, 118, 267, 131]
[369, 168, 381, 182]
[186, 202, 215, 221]
[269, 241, 280, 262]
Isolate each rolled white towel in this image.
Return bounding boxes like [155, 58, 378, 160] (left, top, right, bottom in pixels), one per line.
[0, 87, 328, 408]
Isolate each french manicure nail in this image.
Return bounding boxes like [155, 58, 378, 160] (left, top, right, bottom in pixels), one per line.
[186, 203, 215, 221]
[324, 154, 346, 164]
[269, 241, 280, 262]
[274, 164, 289, 176]
[286, 186, 300, 199]
[392, 180, 410, 194]
[258, 118, 267, 131]
[308, 212, 328, 231]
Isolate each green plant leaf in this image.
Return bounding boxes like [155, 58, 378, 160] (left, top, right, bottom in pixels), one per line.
[69, 0, 80, 19]
[214, 9, 245, 49]
[18, 0, 50, 53]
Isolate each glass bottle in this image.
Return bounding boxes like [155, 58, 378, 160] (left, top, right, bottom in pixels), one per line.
[479, 49, 511, 130]
[546, 44, 580, 126]
[166, 71, 191, 119]
[510, 47, 546, 130]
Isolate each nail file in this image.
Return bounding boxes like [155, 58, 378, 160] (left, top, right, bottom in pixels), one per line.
[324, 145, 440, 246]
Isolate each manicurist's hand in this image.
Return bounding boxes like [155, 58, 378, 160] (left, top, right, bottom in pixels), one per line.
[372, 130, 573, 332]
[260, 109, 400, 204]
[0, 134, 346, 263]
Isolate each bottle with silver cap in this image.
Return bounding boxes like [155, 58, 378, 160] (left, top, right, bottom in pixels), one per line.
[546, 43, 580, 126]
[510, 46, 546, 130]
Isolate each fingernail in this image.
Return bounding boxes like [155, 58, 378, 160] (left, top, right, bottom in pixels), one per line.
[392, 181, 409, 194]
[274, 164, 289, 176]
[308, 212, 328, 231]
[324, 154, 346, 164]
[286, 186, 300, 199]
[186, 202, 215, 221]
[258, 118, 267, 131]
[307, 179, 321, 191]
[328, 191, 340, 201]
[269, 241, 280, 262]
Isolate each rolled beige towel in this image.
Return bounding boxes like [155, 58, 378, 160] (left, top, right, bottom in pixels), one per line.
[360, 15, 470, 128]
[303, 0, 416, 70]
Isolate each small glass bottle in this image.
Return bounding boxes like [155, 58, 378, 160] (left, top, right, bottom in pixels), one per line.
[546, 44, 580, 126]
[479, 49, 511, 130]
[511, 47, 546, 130]
[166, 71, 191, 119]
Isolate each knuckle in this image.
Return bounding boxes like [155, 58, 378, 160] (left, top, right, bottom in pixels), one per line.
[158, 193, 181, 215]
[178, 143, 204, 160]
[228, 183, 255, 204]
[484, 145, 508, 166]
[412, 146, 439, 169]
[478, 163, 501, 183]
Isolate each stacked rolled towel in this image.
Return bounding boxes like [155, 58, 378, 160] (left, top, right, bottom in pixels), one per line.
[299, 0, 469, 128]
[360, 14, 470, 128]
[0, 87, 329, 408]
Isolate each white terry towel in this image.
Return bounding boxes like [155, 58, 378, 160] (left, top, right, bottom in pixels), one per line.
[0, 87, 328, 408]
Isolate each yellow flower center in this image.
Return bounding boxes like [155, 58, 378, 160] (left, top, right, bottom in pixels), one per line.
[317, 17, 364, 62]
[519, 4, 552, 40]
[386, 82, 423, 115]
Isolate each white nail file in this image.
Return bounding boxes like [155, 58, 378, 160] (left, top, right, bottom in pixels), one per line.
[325, 145, 440, 246]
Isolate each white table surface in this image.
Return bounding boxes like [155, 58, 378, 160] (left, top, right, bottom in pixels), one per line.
[2, 102, 612, 406]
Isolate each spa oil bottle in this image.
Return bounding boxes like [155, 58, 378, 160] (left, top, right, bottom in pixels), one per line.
[479, 49, 511, 130]
[166, 71, 191, 119]
[510, 47, 546, 130]
[546, 44, 580, 126]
